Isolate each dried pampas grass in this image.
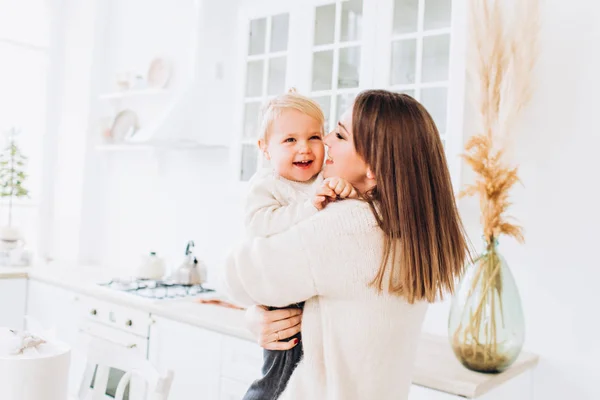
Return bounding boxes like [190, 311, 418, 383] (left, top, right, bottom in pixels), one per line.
[453, 0, 540, 372]
[461, 0, 540, 246]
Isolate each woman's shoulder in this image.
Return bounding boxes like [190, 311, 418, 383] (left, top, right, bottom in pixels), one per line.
[301, 199, 379, 236]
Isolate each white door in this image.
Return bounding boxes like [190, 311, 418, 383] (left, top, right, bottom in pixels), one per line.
[148, 316, 223, 400]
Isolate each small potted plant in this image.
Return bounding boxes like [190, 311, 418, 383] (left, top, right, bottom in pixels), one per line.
[0, 127, 29, 252]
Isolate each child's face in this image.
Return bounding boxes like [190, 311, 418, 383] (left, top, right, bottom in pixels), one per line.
[262, 109, 325, 182]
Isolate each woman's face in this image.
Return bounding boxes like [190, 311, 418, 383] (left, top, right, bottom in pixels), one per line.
[323, 107, 373, 193]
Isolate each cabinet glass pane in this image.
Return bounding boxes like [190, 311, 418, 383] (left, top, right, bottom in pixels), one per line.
[314, 4, 336, 45]
[270, 13, 290, 52]
[422, 34, 450, 82]
[424, 0, 452, 30]
[248, 18, 267, 55]
[243, 102, 262, 139]
[312, 50, 334, 91]
[267, 57, 287, 95]
[391, 39, 417, 85]
[313, 96, 332, 132]
[396, 89, 415, 98]
[336, 92, 357, 121]
[420, 87, 447, 133]
[246, 60, 264, 97]
[241, 144, 259, 181]
[393, 0, 419, 34]
[338, 47, 361, 89]
[341, 0, 363, 42]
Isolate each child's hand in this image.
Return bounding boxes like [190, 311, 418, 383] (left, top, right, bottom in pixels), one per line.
[313, 183, 337, 210]
[324, 177, 358, 199]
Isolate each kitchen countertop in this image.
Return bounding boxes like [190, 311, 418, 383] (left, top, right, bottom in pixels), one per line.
[0, 264, 252, 340]
[0, 265, 539, 398]
[0, 267, 29, 279]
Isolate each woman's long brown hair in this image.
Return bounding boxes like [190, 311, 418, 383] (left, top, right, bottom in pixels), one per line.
[353, 90, 471, 303]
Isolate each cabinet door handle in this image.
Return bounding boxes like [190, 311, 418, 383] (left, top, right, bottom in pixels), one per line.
[90, 309, 97, 316]
[125, 320, 133, 327]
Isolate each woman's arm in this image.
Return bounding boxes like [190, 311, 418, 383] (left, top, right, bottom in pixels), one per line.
[245, 305, 302, 350]
[223, 219, 318, 307]
[223, 199, 373, 307]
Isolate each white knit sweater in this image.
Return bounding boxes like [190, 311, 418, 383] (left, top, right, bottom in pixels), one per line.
[245, 168, 323, 237]
[223, 199, 428, 400]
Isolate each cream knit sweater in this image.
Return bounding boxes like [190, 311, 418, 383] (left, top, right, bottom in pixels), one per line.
[245, 168, 323, 237]
[223, 199, 428, 400]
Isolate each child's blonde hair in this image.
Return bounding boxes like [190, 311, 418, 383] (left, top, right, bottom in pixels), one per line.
[258, 88, 325, 143]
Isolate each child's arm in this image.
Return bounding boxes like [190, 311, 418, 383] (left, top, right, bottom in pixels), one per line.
[245, 177, 321, 237]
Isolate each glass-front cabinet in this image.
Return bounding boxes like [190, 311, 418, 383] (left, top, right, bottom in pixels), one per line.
[374, 0, 458, 143]
[234, 0, 466, 183]
[310, 0, 370, 131]
[236, 7, 292, 181]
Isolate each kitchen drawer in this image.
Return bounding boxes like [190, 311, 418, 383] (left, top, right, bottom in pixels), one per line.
[220, 377, 251, 400]
[81, 297, 151, 338]
[221, 336, 262, 384]
[78, 320, 148, 356]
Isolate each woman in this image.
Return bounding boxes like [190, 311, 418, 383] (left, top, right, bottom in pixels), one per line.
[223, 90, 470, 399]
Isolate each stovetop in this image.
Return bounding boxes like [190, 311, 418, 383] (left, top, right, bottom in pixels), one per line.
[98, 279, 215, 300]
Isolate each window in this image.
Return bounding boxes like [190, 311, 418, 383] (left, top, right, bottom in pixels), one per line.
[311, 0, 364, 132]
[234, 0, 464, 185]
[0, 0, 51, 251]
[388, 0, 453, 140]
[239, 13, 291, 181]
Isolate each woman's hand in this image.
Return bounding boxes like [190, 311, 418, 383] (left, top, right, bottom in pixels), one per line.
[244, 305, 302, 350]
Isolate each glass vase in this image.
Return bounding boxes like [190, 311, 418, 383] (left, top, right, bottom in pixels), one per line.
[448, 240, 525, 373]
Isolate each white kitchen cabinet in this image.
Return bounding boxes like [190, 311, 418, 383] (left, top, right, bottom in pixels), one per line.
[0, 278, 27, 330]
[410, 385, 459, 400]
[233, 0, 466, 183]
[220, 377, 253, 400]
[148, 316, 224, 400]
[220, 335, 263, 386]
[408, 370, 533, 400]
[26, 280, 88, 394]
[26, 280, 84, 346]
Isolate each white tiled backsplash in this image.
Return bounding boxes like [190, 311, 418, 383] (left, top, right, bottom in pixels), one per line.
[80, 149, 245, 282]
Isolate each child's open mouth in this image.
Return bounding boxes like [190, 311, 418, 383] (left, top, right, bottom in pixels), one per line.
[293, 160, 313, 169]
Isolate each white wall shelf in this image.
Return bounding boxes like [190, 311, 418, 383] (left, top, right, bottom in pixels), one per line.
[98, 88, 167, 100]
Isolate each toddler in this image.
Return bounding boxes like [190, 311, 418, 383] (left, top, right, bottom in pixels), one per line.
[242, 90, 355, 400]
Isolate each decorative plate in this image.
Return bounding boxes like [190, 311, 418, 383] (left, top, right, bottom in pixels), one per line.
[110, 110, 139, 142]
[147, 58, 171, 88]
